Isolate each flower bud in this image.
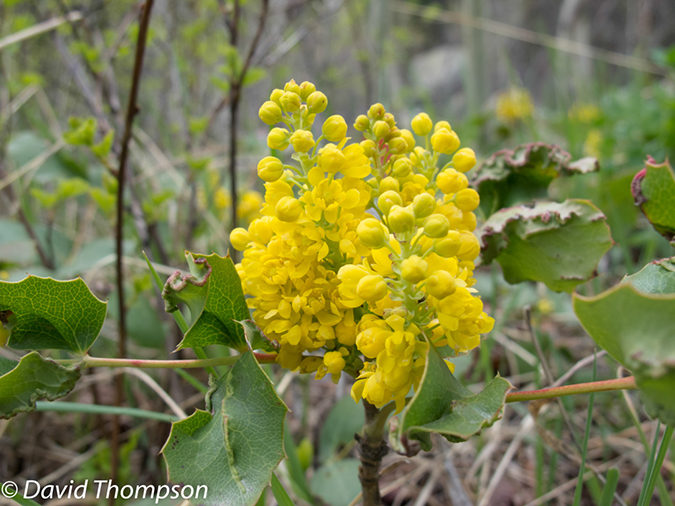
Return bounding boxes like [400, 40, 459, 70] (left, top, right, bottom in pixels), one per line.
[249, 217, 273, 244]
[322, 115, 348, 142]
[257, 156, 284, 182]
[388, 137, 407, 154]
[372, 120, 390, 139]
[284, 79, 301, 94]
[434, 231, 462, 257]
[354, 114, 370, 131]
[379, 177, 400, 193]
[259, 101, 282, 125]
[434, 121, 452, 132]
[457, 231, 480, 261]
[383, 113, 396, 128]
[307, 91, 328, 114]
[360, 139, 377, 158]
[391, 158, 410, 178]
[280, 91, 302, 113]
[454, 188, 480, 212]
[411, 112, 433, 136]
[431, 128, 460, 154]
[356, 275, 388, 301]
[368, 103, 386, 120]
[452, 148, 477, 173]
[401, 255, 428, 284]
[299, 81, 316, 100]
[323, 350, 346, 374]
[436, 169, 468, 194]
[290, 129, 315, 153]
[275, 196, 303, 222]
[378, 190, 402, 215]
[319, 144, 346, 172]
[426, 270, 457, 299]
[399, 129, 416, 151]
[267, 128, 290, 150]
[270, 88, 284, 105]
[388, 205, 415, 234]
[412, 193, 436, 218]
[357, 219, 389, 249]
[229, 227, 250, 251]
[423, 214, 450, 238]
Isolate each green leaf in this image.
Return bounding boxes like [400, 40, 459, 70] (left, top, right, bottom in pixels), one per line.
[238, 319, 279, 353]
[473, 143, 599, 216]
[0, 351, 82, 419]
[162, 351, 288, 506]
[632, 158, 675, 243]
[319, 395, 365, 463]
[477, 199, 613, 292]
[310, 459, 361, 506]
[393, 343, 511, 452]
[270, 474, 294, 506]
[163, 252, 249, 351]
[573, 261, 675, 424]
[0, 276, 107, 354]
[283, 426, 314, 503]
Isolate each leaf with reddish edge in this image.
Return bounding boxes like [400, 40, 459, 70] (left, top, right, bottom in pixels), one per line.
[631, 156, 675, 244]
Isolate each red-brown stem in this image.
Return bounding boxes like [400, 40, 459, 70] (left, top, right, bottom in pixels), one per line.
[506, 376, 637, 403]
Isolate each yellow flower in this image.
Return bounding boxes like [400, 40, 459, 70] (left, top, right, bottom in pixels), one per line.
[568, 102, 601, 124]
[431, 128, 460, 155]
[496, 87, 533, 122]
[290, 130, 315, 153]
[237, 190, 263, 224]
[411, 112, 433, 136]
[452, 148, 477, 173]
[257, 156, 284, 182]
[322, 115, 348, 142]
[214, 187, 230, 210]
[584, 129, 603, 159]
[259, 101, 282, 125]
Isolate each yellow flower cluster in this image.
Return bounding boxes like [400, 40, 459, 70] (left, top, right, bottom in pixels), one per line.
[231, 80, 493, 412]
[496, 87, 534, 123]
[568, 102, 601, 124]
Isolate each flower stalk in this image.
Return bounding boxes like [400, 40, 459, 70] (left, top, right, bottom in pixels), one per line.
[505, 376, 637, 403]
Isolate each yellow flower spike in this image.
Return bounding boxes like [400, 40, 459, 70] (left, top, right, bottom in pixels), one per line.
[275, 196, 303, 222]
[426, 270, 457, 299]
[388, 137, 407, 154]
[280, 91, 302, 113]
[354, 114, 370, 131]
[452, 148, 477, 173]
[411, 112, 433, 136]
[388, 205, 416, 234]
[270, 88, 284, 105]
[360, 139, 377, 158]
[322, 115, 348, 142]
[356, 274, 388, 302]
[434, 120, 452, 132]
[357, 219, 389, 249]
[290, 129, 315, 153]
[399, 129, 416, 151]
[368, 103, 386, 120]
[307, 91, 328, 114]
[299, 81, 316, 101]
[436, 169, 468, 194]
[379, 177, 400, 193]
[377, 190, 402, 215]
[431, 128, 460, 155]
[423, 214, 450, 238]
[454, 188, 480, 212]
[434, 231, 462, 257]
[372, 120, 390, 139]
[259, 101, 283, 125]
[267, 127, 290, 150]
[257, 156, 285, 182]
[412, 193, 436, 219]
[229, 228, 250, 251]
[392, 157, 412, 177]
[401, 255, 428, 284]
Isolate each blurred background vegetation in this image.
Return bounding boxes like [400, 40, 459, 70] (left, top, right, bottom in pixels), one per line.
[1, 0, 675, 504]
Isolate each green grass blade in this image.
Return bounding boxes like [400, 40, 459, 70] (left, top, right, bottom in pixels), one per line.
[573, 354, 597, 506]
[175, 368, 209, 393]
[598, 468, 619, 506]
[271, 473, 295, 506]
[0, 486, 42, 506]
[640, 425, 674, 506]
[637, 420, 662, 506]
[35, 401, 176, 422]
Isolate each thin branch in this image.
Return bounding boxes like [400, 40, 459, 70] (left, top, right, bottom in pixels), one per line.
[0, 11, 83, 51]
[506, 376, 638, 403]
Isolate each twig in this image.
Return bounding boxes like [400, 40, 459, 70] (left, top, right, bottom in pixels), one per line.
[0, 11, 83, 51]
[111, 0, 155, 494]
[506, 376, 637, 403]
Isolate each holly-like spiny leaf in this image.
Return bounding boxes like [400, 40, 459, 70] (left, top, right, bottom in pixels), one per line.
[162, 351, 288, 506]
[163, 252, 249, 351]
[574, 258, 675, 424]
[477, 199, 613, 292]
[0, 276, 107, 354]
[0, 351, 82, 419]
[392, 342, 511, 453]
[631, 157, 675, 244]
[473, 142, 599, 216]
